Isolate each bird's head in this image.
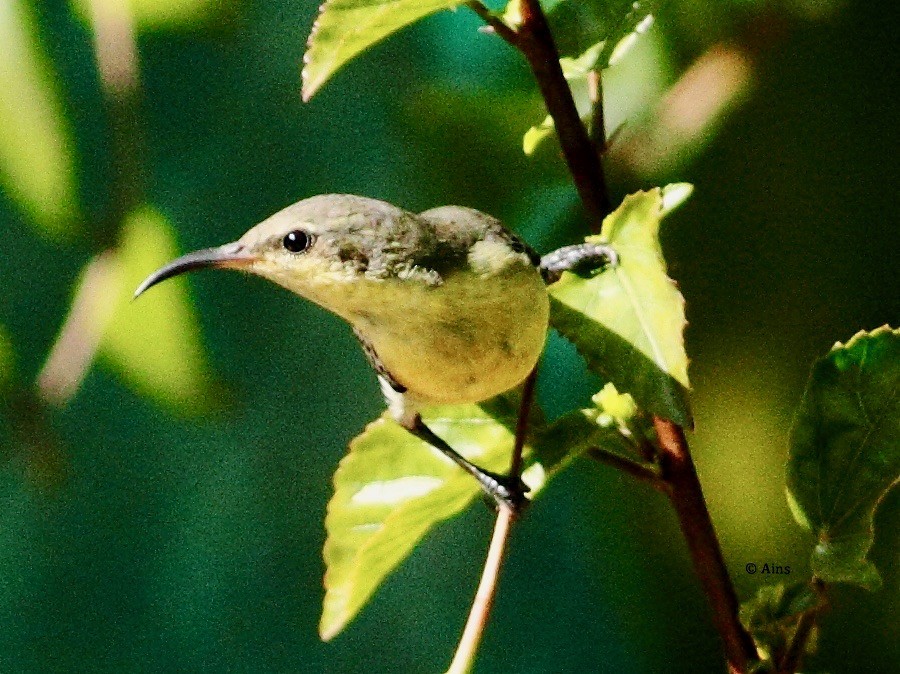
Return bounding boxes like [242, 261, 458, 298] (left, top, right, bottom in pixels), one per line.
[134, 195, 442, 320]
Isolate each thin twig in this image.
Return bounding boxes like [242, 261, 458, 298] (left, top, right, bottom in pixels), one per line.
[446, 367, 538, 673]
[588, 447, 668, 492]
[447, 506, 515, 674]
[446, 507, 514, 674]
[509, 366, 538, 479]
[37, 252, 119, 404]
[466, 2, 519, 45]
[86, 0, 144, 248]
[587, 70, 607, 157]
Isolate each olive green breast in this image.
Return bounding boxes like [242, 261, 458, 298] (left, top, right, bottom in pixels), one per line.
[348, 242, 549, 406]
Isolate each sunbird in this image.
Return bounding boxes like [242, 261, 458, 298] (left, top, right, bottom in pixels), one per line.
[135, 195, 612, 510]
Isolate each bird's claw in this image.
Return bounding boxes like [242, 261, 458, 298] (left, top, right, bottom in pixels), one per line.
[481, 470, 530, 515]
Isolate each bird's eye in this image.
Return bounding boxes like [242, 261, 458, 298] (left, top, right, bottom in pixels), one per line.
[283, 230, 311, 253]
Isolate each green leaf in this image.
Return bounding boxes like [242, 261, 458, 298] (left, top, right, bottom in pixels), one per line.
[321, 389, 609, 640]
[786, 326, 900, 590]
[302, 0, 463, 101]
[98, 205, 213, 411]
[321, 395, 524, 640]
[535, 400, 647, 478]
[0, 0, 78, 237]
[548, 186, 692, 426]
[740, 582, 821, 665]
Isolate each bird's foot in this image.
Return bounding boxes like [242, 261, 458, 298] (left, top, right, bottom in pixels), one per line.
[540, 243, 618, 283]
[479, 470, 530, 515]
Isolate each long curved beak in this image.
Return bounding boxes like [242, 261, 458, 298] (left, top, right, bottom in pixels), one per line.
[134, 241, 257, 299]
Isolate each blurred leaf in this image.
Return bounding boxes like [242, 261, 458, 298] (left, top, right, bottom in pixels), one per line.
[99, 205, 213, 411]
[608, 43, 753, 177]
[786, 326, 900, 590]
[302, 0, 463, 101]
[70, 0, 225, 28]
[740, 582, 821, 665]
[548, 186, 692, 426]
[0, 0, 78, 237]
[321, 388, 618, 640]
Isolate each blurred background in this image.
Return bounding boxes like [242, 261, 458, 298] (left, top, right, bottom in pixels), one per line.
[0, 0, 897, 671]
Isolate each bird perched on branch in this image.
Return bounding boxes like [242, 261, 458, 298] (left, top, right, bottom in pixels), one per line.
[136, 194, 613, 510]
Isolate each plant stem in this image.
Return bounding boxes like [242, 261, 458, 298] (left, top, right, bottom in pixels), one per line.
[472, 1, 759, 670]
[778, 579, 826, 674]
[447, 367, 538, 673]
[654, 418, 757, 673]
[86, 0, 144, 249]
[509, 366, 538, 479]
[446, 507, 514, 674]
[587, 447, 667, 492]
[587, 70, 607, 157]
[471, 0, 611, 224]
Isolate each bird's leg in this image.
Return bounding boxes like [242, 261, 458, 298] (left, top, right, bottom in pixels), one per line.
[404, 415, 529, 513]
[540, 242, 618, 283]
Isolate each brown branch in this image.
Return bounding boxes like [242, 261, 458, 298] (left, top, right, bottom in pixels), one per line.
[446, 507, 514, 674]
[86, 0, 144, 248]
[469, 1, 759, 670]
[509, 366, 538, 479]
[37, 252, 119, 404]
[654, 418, 757, 673]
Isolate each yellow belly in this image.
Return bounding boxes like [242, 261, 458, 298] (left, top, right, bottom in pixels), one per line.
[352, 267, 549, 405]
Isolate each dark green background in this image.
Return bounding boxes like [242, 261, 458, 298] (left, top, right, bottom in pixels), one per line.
[1, 0, 897, 672]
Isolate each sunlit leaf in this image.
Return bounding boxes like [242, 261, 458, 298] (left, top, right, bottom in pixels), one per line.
[320, 382, 640, 639]
[321, 395, 525, 641]
[99, 205, 213, 411]
[302, 0, 463, 101]
[70, 0, 225, 28]
[740, 582, 821, 665]
[548, 186, 692, 426]
[786, 326, 900, 590]
[0, 0, 78, 237]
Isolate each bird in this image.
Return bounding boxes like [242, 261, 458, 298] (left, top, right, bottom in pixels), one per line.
[135, 194, 614, 511]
